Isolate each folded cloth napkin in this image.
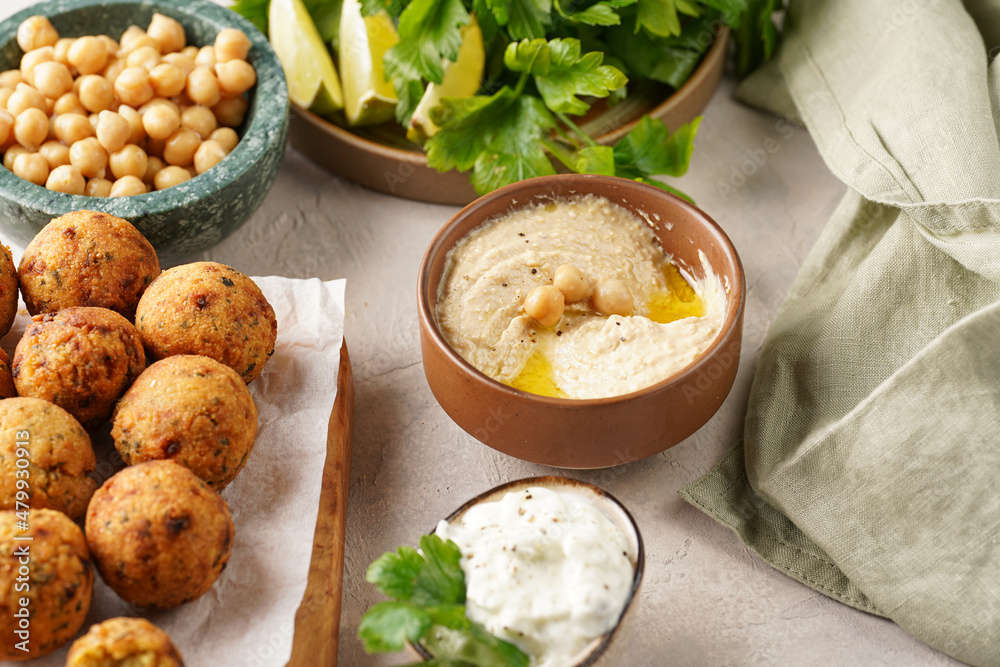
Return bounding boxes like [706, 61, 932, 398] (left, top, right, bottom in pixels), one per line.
[681, 1, 1000, 664]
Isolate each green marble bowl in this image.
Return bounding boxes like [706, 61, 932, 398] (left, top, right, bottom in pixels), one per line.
[0, 0, 289, 259]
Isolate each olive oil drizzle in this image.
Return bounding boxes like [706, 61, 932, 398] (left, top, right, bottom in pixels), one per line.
[508, 263, 705, 398]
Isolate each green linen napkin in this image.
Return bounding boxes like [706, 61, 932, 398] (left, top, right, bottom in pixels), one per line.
[681, 1, 1000, 664]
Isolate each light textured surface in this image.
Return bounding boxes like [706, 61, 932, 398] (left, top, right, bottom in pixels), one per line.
[0, 0, 961, 663]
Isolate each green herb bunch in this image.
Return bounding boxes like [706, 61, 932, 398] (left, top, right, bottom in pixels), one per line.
[235, 0, 781, 197]
[358, 534, 529, 666]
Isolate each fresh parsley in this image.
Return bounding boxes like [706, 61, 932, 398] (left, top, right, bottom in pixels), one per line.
[359, 534, 529, 667]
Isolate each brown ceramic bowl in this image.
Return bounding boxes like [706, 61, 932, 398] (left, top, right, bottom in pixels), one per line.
[417, 174, 745, 468]
[288, 29, 729, 206]
[413, 476, 644, 666]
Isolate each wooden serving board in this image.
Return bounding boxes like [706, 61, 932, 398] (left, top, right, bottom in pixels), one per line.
[288, 342, 355, 666]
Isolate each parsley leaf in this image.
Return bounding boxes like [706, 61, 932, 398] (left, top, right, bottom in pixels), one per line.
[575, 145, 616, 175]
[470, 95, 556, 194]
[504, 38, 627, 115]
[426, 87, 520, 173]
[486, 0, 553, 39]
[735, 0, 780, 77]
[357, 601, 432, 653]
[359, 0, 407, 18]
[422, 624, 531, 667]
[613, 115, 700, 179]
[383, 0, 470, 124]
[412, 534, 466, 606]
[366, 545, 425, 600]
[554, 0, 637, 26]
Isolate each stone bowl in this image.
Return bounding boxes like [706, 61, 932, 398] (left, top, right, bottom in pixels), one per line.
[0, 0, 289, 260]
[412, 476, 644, 666]
[417, 174, 746, 469]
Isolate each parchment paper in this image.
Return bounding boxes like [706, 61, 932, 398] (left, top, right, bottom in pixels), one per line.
[0, 276, 346, 667]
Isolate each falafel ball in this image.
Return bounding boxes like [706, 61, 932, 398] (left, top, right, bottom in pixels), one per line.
[112, 355, 258, 490]
[66, 617, 185, 667]
[0, 243, 16, 337]
[12, 306, 145, 427]
[0, 508, 94, 660]
[85, 460, 234, 610]
[0, 397, 98, 519]
[135, 262, 276, 383]
[0, 348, 14, 399]
[18, 211, 160, 320]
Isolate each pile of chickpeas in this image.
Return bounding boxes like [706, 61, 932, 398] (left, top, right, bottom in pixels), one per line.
[0, 13, 257, 197]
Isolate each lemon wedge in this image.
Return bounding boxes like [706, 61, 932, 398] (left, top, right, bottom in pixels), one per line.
[339, 0, 399, 126]
[406, 17, 484, 144]
[268, 0, 343, 115]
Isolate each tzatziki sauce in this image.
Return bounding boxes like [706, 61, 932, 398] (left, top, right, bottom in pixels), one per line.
[435, 486, 634, 667]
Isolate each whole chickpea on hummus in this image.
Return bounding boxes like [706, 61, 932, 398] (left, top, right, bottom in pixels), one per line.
[436, 194, 727, 399]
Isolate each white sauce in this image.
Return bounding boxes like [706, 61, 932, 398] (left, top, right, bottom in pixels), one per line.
[435, 487, 634, 667]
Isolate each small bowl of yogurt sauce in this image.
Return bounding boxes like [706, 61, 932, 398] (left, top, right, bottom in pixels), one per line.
[416, 476, 644, 667]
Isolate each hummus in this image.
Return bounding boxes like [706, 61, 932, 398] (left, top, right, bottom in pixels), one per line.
[435, 486, 634, 667]
[436, 194, 727, 399]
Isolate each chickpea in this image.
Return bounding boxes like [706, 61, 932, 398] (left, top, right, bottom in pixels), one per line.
[110, 175, 146, 197]
[99, 36, 120, 58]
[53, 113, 93, 144]
[20, 46, 54, 86]
[186, 67, 220, 107]
[117, 104, 145, 144]
[12, 151, 49, 185]
[39, 140, 70, 169]
[7, 83, 46, 116]
[103, 58, 126, 85]
[109, 143, 148, 180]
[215, 60, 256, 96]
[126, 45, 161, 72]
[53, 91, 86, 115]
[193, 139, 227, 174]
[149, 62, 185, 97]
[88, 112, 101, 131]
[32, 61, 73, 99]
[147, 13, 186, 54]
[69, 136, 109, 178]
[212, 96, 247, 128]
[141, 103, 181, 140]
[45, 164, 85, 194]
[553, 264, 592, 303]
[162, 52, 195, 76]
[214, 29, 251, 63]
[85, 177, 113, 197]
[209, 126, 238, 153]
[139, 97, 179, 116]
[0, 75, 22, 97]
[184, 164, 198, 178]
[524, 285, 565, 328]
[53, 38, 75, 66]
[68, 36, 109, 76]
[125, 35, 160, 54]
[78, 74, 114, 112]
[114, 67, 154, 107]
[17, 17, 59, 53]
[96, 110, 130, 152]
[14, 108, 49, 151]
[3, 145, 28, 171]
[153, 164, 190, 190]
[196, 46, 218, 70]
[119, 26, 147, 53]
[142, 155, 165, 184]
[180, 45, 199, 60]
[162, 127, 200, 165]
[592, 278, 632, 317]
[0, 109, 13, 145]
[181, 104, 216, 138]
